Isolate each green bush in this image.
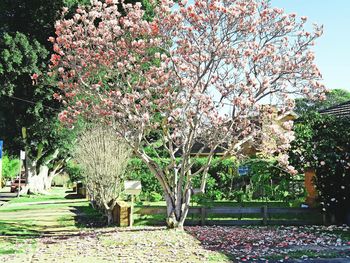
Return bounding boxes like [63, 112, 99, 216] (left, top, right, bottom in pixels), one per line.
[290, 113, 350, 223]
[126, 158, 162, 197]
[243, 158, 305, 202]
[126, 156, 301, 203]
[126, 157, 238, 202]
[1, 154, 20, 184]
[149, 191, 163, 202]
[52, 174, 70, 187]
[65, 160, 84, 183]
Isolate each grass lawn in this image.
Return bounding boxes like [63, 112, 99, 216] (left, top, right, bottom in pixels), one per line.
[0, 187, 102, 258]
[0, 188, 225, 262]
[7, 187, 75, 204]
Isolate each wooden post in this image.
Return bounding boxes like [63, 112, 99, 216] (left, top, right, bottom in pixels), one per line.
[130, 194, 134, 227]
[200, 207, 206, 226]
[239, 205, 242, 220]
[262, 205, 268, 225]
[17, 158, 23, 198]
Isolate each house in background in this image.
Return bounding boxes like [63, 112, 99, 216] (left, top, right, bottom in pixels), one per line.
[319, 100, 350, 117]
[190, 110, 299, 157]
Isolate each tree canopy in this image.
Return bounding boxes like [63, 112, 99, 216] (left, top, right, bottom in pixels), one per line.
[51, 0, 325, 228]
[294, 89, 350, 115]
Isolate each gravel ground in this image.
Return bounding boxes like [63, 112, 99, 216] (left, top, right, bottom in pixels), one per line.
[1, 225, 350, 263]
[0, 227, 217, 263]
[185, 225, 350, 262]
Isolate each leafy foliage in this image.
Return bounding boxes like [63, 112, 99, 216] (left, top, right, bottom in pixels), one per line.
[126, 157, 238, 201]
[127, 156, 302, 204]
[0, 32, 48, 95]
[65, 160, 84, 183]
[243, 158, 305, 203]
[1, 154, 20, 184]
[290, 112, 350, 223]
[294, 89, 350, 115]
[0, 0, 86, 156]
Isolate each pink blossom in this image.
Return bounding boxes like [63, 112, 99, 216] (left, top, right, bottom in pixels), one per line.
[51, 0, 325, 226]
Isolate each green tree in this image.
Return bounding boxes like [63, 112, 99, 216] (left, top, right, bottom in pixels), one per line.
[0, 0, 87, 193]
[0, 0, 158, 193]
[290, 111, 350, 224]
[294, 89, 350, 115]
[1, 154, 20, 185]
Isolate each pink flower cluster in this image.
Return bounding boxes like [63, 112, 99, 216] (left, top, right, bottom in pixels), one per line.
[50, 0, 325, 173]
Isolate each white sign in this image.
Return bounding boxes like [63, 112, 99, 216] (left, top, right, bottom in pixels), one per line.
[20, 150, 26, 160]
[124, 180, 142, 195]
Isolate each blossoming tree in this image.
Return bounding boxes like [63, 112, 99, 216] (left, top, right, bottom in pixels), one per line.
[50, 0, 325, 228]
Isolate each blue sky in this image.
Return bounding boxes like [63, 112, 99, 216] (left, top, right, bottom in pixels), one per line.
[272, 0, 350, 92]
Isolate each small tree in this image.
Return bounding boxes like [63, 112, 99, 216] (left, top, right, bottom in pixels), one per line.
[51, 0, 325, 228]
[1, 154, 20, 185]
[75, 125, 131, 224]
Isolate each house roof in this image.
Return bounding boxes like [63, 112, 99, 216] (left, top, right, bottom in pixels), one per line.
[319, 100, 350, 117]
[188, 110, 298, 156]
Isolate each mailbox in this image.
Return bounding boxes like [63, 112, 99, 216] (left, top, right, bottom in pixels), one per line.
[124, 180, 142, 195]
[124, 180, 142, 227]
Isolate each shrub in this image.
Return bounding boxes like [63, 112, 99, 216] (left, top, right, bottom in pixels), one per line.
[126, 158, 163, 196]
[1, 154, 20, 185]
[149, 191, 163, 202]
[126, 157, 239, 202]
[244, 158, 305, 202]
[126, 156, 304, 204]
[75, 126, 131, 225]
[65, 160, 83, 183]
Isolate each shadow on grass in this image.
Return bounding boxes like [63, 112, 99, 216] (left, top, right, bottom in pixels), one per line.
[63, 190, 84, 200]
[64, 193, 82, 199]
[70, 203, 106, 229]
[0, 221, 40, 237]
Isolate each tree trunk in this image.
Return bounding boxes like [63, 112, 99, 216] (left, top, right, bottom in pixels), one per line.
[107, 209, 113, 225]
[44, 173, 54, 190]
[27, 165, 49, 194]
[25, 149, 60, 194]
[44, 169, 61, 190]
[164, 188, 191, 229]
[138, 152, 197, 229]
[104, 199, 117, 226]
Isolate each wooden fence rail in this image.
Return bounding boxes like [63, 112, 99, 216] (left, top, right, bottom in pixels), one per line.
[135, 206, 324, 226]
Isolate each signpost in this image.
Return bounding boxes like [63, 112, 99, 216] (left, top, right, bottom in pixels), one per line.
[124, 180, 142, 227]
[0, 140, 3, 189]
[238, 166, 250, 176]
[18, 150, 25, 197]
